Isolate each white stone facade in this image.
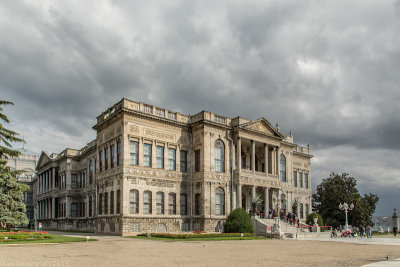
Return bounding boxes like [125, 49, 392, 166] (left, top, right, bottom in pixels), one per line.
[34, 98, 312, 235]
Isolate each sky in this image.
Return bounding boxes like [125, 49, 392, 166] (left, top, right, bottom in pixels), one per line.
[1, 0, 400, 216]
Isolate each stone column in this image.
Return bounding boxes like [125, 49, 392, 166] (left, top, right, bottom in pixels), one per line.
[264, 144, 268, 174]
[276, 147, 280, 179]
[237, 137, 241, 172]
[66, 196, 70, 218]
[251, 140, 255, 172]
[264, 187, 269, 211]
[52, 198, 56, 219]
[251, 185, 256, 200]
[52, 168, 55, 190]
[236, 184, 242, 208]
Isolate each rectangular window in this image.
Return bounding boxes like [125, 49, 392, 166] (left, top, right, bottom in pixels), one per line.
[195, 150, 200, 172]
[117, 141, 122, 166]
[143, 104, 153, 114]
[214, 115, 225, 124]
[168, 148, 176, 170]
[89, 197, 93, 217]
[299, 172, 303, 188]
[195, 194, 201, 215]
[110, 144, 115, 168]
[99, 193, 102, 215]
[143, 144, 152, 167]
[104, 192, 108, 214]
[105, 147, 109, 170]
[130, 141, 138, 165]
[110, 191, 114, 214]
[156, 192, 164, 214]
[156, 146, 164, 168]
[99, 150, 103, 171]
[293, 171, 297, 187]
[180, 151, 187, 172]
[71, 174, 77, 189]
[305, 173, 309, 189]
[169, 193, 176, 215]
[180, 194, 187, 215]
[129, 190, 139, 214]
[116, 190, 121, 214]
[143, 191, 152, 214]
[71, 203, 77, 218]
[168, 112, 177, 120]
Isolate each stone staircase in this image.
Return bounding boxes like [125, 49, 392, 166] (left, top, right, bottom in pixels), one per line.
[252, 218, 312, 239]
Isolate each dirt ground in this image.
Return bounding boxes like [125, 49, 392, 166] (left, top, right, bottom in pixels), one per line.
[1, 236, 400, 267]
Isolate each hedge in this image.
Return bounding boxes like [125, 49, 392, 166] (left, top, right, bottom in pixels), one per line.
[0, 231, 49, 241]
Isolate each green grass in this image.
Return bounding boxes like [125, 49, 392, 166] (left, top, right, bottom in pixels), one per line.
[0, 234, 97, 244]
[127, 235, 264, 242]
[47, 229, 95, 234]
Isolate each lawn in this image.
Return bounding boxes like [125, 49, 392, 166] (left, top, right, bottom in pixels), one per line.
[0, 231, 96, 244]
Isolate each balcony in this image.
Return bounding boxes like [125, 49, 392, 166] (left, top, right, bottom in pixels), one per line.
[235, 169, 280, 187]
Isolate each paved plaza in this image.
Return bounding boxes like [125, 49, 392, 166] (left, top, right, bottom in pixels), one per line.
[1, 232, 400, 267]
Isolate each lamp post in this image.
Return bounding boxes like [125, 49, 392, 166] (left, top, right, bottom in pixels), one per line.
[339, 202, 354, 231]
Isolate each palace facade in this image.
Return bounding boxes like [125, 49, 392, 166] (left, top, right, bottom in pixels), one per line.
[34, 98, 312, 235]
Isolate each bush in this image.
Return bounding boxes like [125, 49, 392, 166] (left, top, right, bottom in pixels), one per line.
[137, 233, 253, 239]
[306, 213, 325, 232]
[224, 208, 253, 233]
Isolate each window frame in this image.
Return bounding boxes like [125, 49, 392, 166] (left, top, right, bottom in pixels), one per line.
[156, 146, 164, 169]
[180, 193, 187, 215]
[280, 154, 286, 182]
[143, 144, 152, 167]
[130, 141, 139, 165]
[215, 187, 225, 215]
[180, 150, 187, 172]
[168, 148, 176, 171]
[168, 193, 176, 215]
[214, 140, 225, 173]
[110, 144, 115, 168]
[117, 141, 122, 166]
[143, 191, 152, 214]
[129, 189, 139, 214]
[195, 150, 200, 172]
[156, 191, 164, 214]
[105, 147, 109, 170]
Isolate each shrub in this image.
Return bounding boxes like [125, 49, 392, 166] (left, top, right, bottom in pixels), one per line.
[306, 213, 325, 232]
[137, 233, 253, 239]
[224, 208, 253, 233]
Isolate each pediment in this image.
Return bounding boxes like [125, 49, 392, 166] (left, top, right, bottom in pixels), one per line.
[36, 151, 52, 169]
[240, 118, 282, 137]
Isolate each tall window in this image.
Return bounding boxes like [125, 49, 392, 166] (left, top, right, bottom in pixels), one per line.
[99, 150, 103, 171]
[156, 146, 164, 168]
[241, 152, 246, 169]
[215, 140, 225, 173]
[305, 173, 309, 189]
[156, 192, 164, 214]
[143, 144, 152, 167]
[280, 154, 286, 182]
[99, 193, 102, 215]
[116, 190, 121, 214]
[110, 144, 115, 168]
[293, 171, 297, 187]
[117, 141, 122, 166]
[180, 151, 187, 172]
[71, 174, 77, 189]
[110, 191, 114, 214]
[130, 141, 138, 165]
[305, 203, 309, 217]
[299, 172, 303, 188]
[300, 203, 304, 219]
[180, 194, 187, 215]
[71, 203, 77, 218]
[195, 193, 201, 215]
[168, 148, 176, 170]
[215, 188, 225, 215]
[105, 147, 109, 170]
[195, 150, 200, 172]
[89, 196, 93, 217]
[89, 160, 94, 184]
[129, 190, 138, 214]
[104, 192, 108, 214]
[143, 191, 152, 214]
[169, 193, 176, 214]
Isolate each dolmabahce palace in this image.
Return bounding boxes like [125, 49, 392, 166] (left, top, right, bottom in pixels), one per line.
[34, 98, 312, 235]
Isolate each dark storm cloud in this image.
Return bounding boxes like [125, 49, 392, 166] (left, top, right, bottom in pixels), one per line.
[1, 0, 399, 214]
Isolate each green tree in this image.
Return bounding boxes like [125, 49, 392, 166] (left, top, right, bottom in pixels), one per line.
[0, 100, 28, 230]
[312, 173, 378, 228]
[224, 208, 253, 233]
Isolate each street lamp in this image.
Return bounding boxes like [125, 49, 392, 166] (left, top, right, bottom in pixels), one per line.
[339, 202, 354, 231]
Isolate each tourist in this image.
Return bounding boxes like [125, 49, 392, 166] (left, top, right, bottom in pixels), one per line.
[366, 225, 372, 238]
[393, 226, 398, 237]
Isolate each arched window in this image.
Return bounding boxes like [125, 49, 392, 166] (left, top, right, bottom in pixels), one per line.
[300, 203, 304, 219]
[280, 154, 286, 182]
[168, 193, 176, 215]
[215, 188, 225, 215]
[215, 140, 225, 172]
[129, 190, 139, 214]
[156, 192, 164, 214]
[143, 191, 152, 214]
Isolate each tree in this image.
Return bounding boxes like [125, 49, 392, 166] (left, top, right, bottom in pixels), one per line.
[313, 173, 379, 228]
[0, 100, 28, 230]
[224, 208, 253, 233]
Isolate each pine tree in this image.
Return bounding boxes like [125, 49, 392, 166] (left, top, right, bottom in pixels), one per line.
[0, 100, 28, 230]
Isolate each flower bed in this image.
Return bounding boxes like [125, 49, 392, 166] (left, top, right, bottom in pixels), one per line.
[0, 231, 49, 242]
[137, 233, 253, 239]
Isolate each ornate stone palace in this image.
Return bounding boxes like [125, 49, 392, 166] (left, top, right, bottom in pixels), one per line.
[34, 98, 312, 235]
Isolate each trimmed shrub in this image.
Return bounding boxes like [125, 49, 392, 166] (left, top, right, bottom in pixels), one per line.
[306, 213, 325, 232]
[137, 233, 253, 239]
[224, 208, 253, 233]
